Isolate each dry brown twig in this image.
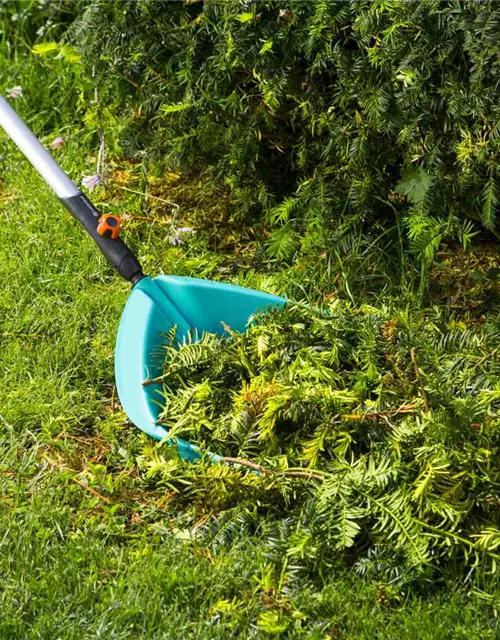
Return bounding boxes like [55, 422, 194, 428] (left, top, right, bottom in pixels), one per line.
[42, 454, 113, 505]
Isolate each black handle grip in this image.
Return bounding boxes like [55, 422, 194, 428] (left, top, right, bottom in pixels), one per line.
[60, 193, 144, 285]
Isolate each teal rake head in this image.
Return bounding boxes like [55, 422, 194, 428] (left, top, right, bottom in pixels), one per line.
[115, 275, 286, 460]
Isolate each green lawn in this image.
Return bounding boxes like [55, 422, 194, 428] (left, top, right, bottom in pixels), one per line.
[1, 149, 500, 638]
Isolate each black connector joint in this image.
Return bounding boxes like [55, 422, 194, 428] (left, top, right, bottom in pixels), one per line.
[60, 193, 145, 285]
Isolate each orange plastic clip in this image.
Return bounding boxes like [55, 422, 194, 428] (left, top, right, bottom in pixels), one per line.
[97, 214, 121, 240]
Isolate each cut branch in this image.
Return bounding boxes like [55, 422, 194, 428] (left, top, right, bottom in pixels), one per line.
[410, 348, 430, 412]
[341, 400, 421, 422]
[220, 456, 325, 481]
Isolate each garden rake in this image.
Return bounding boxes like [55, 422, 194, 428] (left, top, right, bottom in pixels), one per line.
[0, 96, 285, 460]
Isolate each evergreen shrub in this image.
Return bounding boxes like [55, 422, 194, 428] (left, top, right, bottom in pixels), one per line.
[78, 0, 500, 268]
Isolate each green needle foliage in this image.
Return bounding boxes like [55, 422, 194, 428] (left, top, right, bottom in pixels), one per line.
[141, 301, 500, 580]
